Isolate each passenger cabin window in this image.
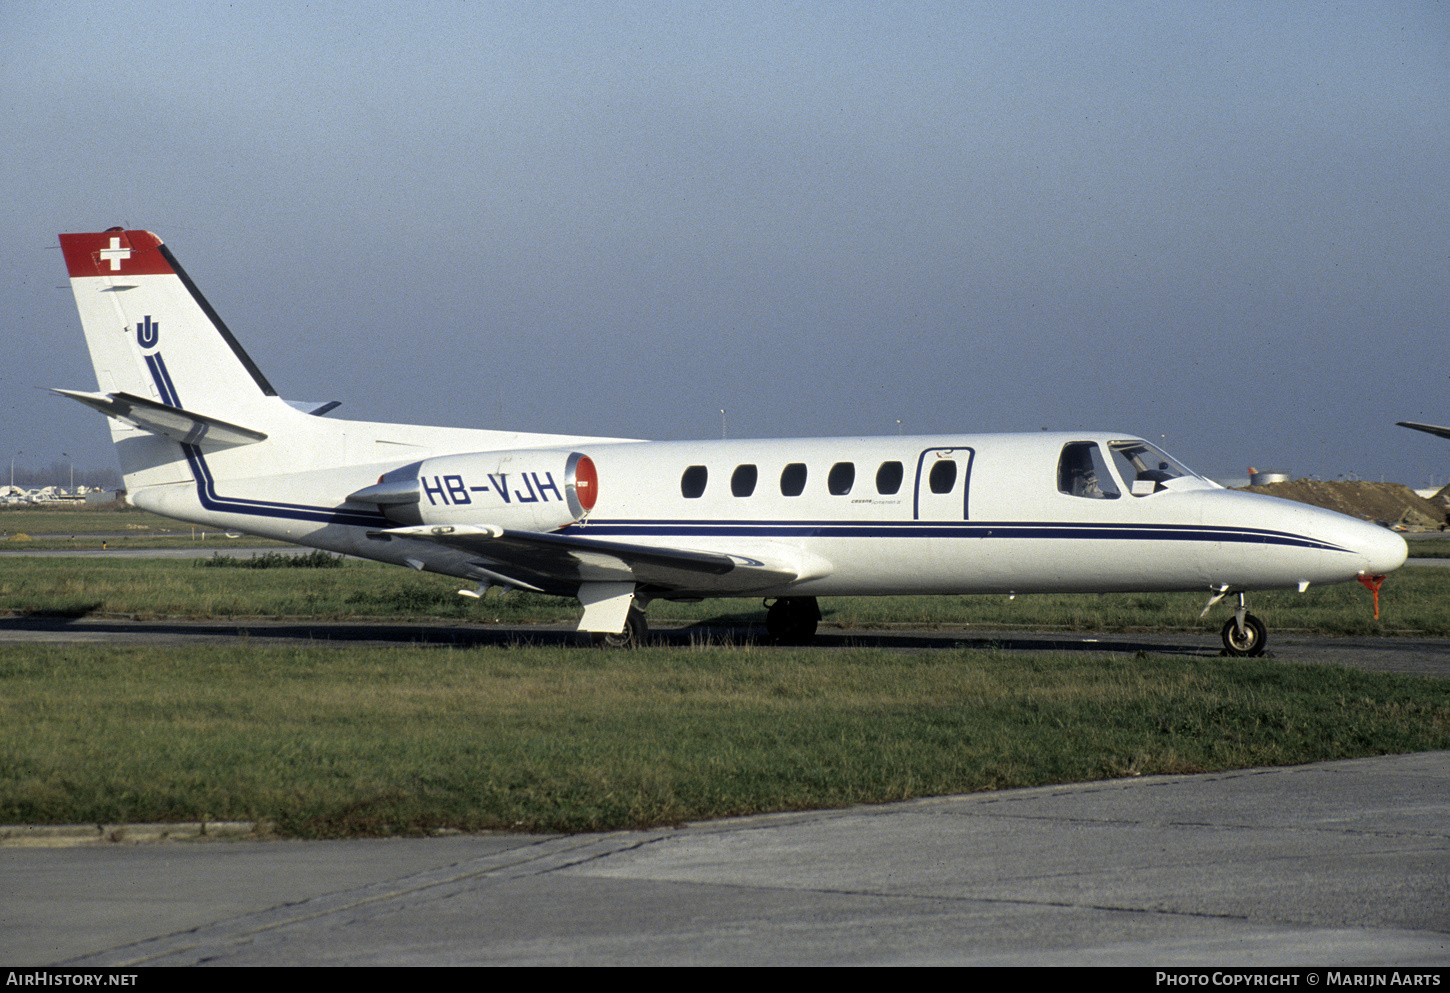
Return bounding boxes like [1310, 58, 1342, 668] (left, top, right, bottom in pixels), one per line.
[780, 463, 807, 497]
[680, 465, 708, 499]
[731, 464, 758, 497]
[876, 461, 904, 495]
[928, 460, 957, 494]
[1058, 442, 1120, 499]
[828, 462, 855, 495]
[1109, 441, 1193, 496]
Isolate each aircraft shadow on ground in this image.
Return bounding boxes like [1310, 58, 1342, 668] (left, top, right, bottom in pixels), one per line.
[0, 614, 1213, 656]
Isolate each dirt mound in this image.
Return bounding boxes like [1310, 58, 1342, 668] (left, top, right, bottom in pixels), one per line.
[1241, 480, 1448, 530]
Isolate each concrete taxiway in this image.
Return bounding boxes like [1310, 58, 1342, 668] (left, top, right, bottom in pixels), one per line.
[4, 751, 1448, 966]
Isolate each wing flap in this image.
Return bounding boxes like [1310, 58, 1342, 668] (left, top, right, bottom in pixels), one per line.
[369, 524, 807, 593]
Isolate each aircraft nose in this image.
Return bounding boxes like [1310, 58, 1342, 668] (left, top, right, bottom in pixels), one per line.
[1350, 518, 1409, 576]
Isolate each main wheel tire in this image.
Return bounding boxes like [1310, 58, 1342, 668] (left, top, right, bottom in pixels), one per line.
[766, 597, 819, 646]
[1220, 614, 1267, 657]
[593, 608, 648, 648]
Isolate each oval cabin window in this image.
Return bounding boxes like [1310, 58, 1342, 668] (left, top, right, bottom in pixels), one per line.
[681, 465, 708, 499]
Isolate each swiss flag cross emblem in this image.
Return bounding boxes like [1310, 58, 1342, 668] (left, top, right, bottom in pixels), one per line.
[59, 230, 174, 278]
[98, 236, 132, 271]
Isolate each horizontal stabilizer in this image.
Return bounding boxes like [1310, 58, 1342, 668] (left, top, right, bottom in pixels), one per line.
[284, 399, 342, 417]
[53, 389, 268, 447]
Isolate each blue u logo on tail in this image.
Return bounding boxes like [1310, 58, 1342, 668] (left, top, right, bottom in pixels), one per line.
[136, 315, 159, 349]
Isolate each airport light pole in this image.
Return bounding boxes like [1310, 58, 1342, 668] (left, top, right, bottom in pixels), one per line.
[63, 452, 73, 494]
[9, 451, 21, 492]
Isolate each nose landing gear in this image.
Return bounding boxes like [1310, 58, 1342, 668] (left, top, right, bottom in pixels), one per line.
[1203, 588, 1267, 657]
[1220, 610, 1267, 657]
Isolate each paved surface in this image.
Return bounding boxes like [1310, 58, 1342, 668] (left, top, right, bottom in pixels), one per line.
[3, 615, 1449, 682]
[3, 571, 1446, 966]
[3, 752, 1447, 966]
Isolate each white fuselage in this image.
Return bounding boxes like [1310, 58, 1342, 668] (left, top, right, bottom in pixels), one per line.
[131, 427, 1408, 600]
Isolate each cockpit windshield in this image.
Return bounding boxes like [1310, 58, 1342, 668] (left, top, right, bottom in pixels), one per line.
[1107, 441, 1198, 496]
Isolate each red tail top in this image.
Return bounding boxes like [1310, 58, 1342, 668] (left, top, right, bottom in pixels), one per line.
[59, 229, 173, 278]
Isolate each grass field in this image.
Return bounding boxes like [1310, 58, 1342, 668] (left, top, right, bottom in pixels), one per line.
[1406, 535, 1450, 557]
[2, 507, 1446, 838]
[0, 506, 286, 550]
[2, 642, 1446, 836]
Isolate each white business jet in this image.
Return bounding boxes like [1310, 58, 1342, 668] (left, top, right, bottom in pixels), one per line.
[55, 229, 1407, 654]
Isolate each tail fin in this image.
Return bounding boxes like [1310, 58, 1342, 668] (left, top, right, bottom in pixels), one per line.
[59, 228, 278, 406]
[58, 228, 288, 490]
[58, 228, 599, 512]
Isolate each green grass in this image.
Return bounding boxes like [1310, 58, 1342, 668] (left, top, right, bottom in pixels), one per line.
[1406, 536, 1450, 558]
[0, 556, 519, 620]
[0, 505, 286, 550]
[0, 506, 172, 534]
[196, 550, 346, 569]
[1, 643, 1445, 836]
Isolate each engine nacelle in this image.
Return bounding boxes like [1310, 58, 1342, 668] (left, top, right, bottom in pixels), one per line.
[348, 450, 598, 531]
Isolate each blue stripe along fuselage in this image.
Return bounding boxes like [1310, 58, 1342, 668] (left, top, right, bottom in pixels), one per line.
[147, 350, 393, 529]
[556, 519, 1354, 552]
[143, 352, 1358, 552]
[181, 442, 393, 528]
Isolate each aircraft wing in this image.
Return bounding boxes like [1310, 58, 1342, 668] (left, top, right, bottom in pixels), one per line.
[1397, 421, 1450, 442]
[370, 524, 808, 595]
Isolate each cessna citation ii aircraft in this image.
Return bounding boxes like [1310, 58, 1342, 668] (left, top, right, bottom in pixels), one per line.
[55, 229, 1407, 654]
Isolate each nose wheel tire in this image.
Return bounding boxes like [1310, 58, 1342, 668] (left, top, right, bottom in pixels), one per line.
[1220, 614, 1267, 657]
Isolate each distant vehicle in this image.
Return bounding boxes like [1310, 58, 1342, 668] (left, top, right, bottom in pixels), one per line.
[54, 228, 1407, 655]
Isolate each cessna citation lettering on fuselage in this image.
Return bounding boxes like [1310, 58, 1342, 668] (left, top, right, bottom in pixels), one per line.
[54, 228, 1407, 651]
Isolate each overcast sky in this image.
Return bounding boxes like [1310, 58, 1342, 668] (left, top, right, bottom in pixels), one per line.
[4, 1, 1447, 486]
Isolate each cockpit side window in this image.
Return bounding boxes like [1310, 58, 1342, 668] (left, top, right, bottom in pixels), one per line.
[1058, 442, 1120, 499]
[1108, 441, 1194, 496]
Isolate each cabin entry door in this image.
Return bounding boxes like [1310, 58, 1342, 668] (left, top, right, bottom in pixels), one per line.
[912, 447, 973, 521]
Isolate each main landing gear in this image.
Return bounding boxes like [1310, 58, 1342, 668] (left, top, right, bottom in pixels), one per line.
[592, 603, 648, 648]
[1204, 589, 1267, 657]
[579, 582, 650, 648]
[765, 596, 820, 646]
